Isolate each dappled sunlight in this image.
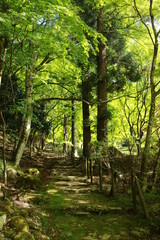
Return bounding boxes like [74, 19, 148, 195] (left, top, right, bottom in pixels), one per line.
[47, 189, 58, 195]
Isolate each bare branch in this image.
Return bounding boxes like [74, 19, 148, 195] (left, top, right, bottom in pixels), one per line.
[133, 0, 154, 45]
[36, 97, 90, 105]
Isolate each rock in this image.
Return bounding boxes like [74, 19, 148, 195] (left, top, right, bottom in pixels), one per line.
[14, 231, 35, 240]
[74, 211, 91, 216]
[0, 214, 7, 230]
[83, 236, 96, 240]
[8, 216, 29, 233]
[16, 173, 41, 190]
[101, 233, 111, 240]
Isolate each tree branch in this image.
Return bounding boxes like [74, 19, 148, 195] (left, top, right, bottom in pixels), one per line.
[36, 97, 90, 105]
[133, 0, 154, 45]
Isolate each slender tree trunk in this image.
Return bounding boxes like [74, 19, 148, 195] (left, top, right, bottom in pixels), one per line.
[14, 68, 33, 166]
[133, 0, 159, 190]
[0, 37, 8, 87]
[141, 43, 158, 189]
[29, 130, 36, 157]
[71, 100, 78, 165]
[0, 111, 7, 185]
[97, 9, 107, 192]
[134, 175, 150, 220]
[109, 160, 115, 197]
[41, 130, 45, 150]
[131, 164, 137, 213]
[63, 115, 68, 156]
[53, 125, 55, 148]
[82, 78, 91, 175]
[152, 148, 160, 189]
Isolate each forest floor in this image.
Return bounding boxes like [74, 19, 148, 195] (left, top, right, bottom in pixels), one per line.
[0, 144, 160, 239]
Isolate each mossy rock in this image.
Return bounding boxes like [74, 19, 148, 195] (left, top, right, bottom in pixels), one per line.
[28, 168, 40, 176]
[32, 231, 50, 240]
[8, 216, 29, 233]
[16, 173, 41, 190]
[5, 229, 15, 238]
[14, 231, 35, 240]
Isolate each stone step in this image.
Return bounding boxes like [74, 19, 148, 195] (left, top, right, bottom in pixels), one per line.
[54, 186, 91, 193]
[52, 171, 83, 178]
[61, 204, 123, 215]
[54, 181, 89, 187]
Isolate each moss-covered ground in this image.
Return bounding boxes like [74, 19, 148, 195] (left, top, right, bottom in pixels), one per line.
[0, 146, 160, 239]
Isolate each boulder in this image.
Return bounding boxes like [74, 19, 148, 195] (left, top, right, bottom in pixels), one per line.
[8, 216, 29, 233]
[14, 231, 35, 240]
[16, 173, 41, 190]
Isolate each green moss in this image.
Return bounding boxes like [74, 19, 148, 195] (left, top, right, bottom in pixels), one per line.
[16, 173, 41, 190]
[14, 231, 35, 240]
[8, 216, 29, 233]
[28, 168, 40, 176]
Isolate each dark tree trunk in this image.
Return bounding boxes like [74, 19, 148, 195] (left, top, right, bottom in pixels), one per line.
[152, 147, 160, 189]
[71, 100, 78, 165]
[82, 78, 91, 175]
[0, 111, 7, 185]
[97, 9, 107, 191]
[53, 126, 55, 148]
[41, 130, 45, 150]
[0, 37, 8, 87]
[63, 115, 68, 156]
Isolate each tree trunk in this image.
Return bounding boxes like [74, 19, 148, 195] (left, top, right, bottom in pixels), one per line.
[0, 37, 8, 87]
[0, 111, 7, 185]
[134, 175, 150, 220]
[63, 115, 68, 156]
[131, 168, 137, 213]
[152, 148, 160, 189]
[71, 100, 78, 165]
[41, 130, 45, 150]
[141, 43, 158, 190]
[53, 125, 55, 148]
[97, 9, 107, 192]
[82, 78, 91, 175]
[133, 0, 159, 190]
[14, 68, 33, 166]
[109, 160, 115, 197]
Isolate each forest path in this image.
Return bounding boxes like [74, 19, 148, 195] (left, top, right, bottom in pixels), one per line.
[28, 149, 151, 240]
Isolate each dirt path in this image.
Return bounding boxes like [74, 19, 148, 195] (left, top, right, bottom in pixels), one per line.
[29, 151, 153, 240]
